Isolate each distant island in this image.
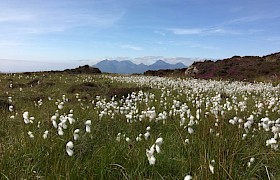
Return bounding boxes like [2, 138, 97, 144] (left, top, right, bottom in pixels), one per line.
[93, 60, 186, 74]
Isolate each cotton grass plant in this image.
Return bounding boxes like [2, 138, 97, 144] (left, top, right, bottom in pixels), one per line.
[0, 73, 280, 179]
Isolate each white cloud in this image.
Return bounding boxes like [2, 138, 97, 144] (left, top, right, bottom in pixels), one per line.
[120, 44, 143, 51]
[154, 30, 166, 36]
[0, 1, 125, 36]
[227, 14, 280, 25]
[169, 28, 203, 35]
[132, 56, 200, 66]
[169, 27, 239, 36]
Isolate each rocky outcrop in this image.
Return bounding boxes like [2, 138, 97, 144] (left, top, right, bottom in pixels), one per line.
[264, 52, 280, 62]
[185, 65, 199, 76]
[64, 65, 101, 74]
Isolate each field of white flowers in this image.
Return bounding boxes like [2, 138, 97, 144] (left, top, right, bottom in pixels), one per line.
[0, 73, 280, 179]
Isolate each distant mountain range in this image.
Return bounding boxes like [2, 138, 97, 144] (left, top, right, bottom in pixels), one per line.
[93, 60, 186, 74]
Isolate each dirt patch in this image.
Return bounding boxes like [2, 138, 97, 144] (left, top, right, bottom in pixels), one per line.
[106, 87, 150, 99]
[0, 99, 12, 110]
[27, 78, 40, 87]
[68, 82, 150, 99]
[68, 82, 104, 93]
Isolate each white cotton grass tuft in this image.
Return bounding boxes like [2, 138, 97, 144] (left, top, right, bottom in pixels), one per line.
[209, 159, 215, 174]
[58, 127, 64, 136]
[247, 157, 255, 167]
[27, 131, 34, 139]
[66, 141, 74, 156]
[116, 133, 121, 142]
[58, 102, 64, 110]
[184, 175, 192, 180]
[155, 137, 163, 153]
[188, 127, 194, 134]
[43, 130, 49, 139]
[73, 129, 80, 141]
[144, 131, 150, 140]
[146, 137, 163, 165]
[9, 105, 13, 112]
[51, 115, 58, 128]
[85, 120, 92, 133]
[23, 112, 30, 124]
[146, 144, 156, 165]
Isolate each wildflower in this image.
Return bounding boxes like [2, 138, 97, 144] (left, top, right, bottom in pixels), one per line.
[28, 131, 34, 139]
[73, 129, 80, 141]
[155, 137, 163, 153]
[58, 126, 64, 136]
[247, 157, 255, 167]
[8, 97, 12, 103]
[29, 116, 35, 124]
[146, 144, 156, 165]
[51, 115, 58, 128]
[116, 133, 121, 142]
[266, 138, 278, 150]
[125, 137, 131, 143]
[9, 105, 13, 112]
[23, 112, 30, 124]
[37, 121, 41, 128]
[43, 130, 49, 139]
[85, 120, 92, 133]
[66, 141, 74, 156]
[209, 160, 215, 174]
[58, 102, 64, 110]
[188, 127, 194, 134]
[67, 114, 75, 124]
[184, 175, 192, 180]
[144, 131, 150, 140]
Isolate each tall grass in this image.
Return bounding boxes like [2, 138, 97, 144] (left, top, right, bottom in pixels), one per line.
[0, 73, 280, 179]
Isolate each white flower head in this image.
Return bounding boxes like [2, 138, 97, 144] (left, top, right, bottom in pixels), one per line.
[155, 137, 163, 146]
[23, 112, 30, 124]
[73, 129, 80, 141]
[116, 133, 121, 142]
[188, 127, 194, 134]
[66, 141, 74, 156]
[58, 126, 64, 136]
[146, 146, 156, 165]
[43, 130, 49, 139]
[9, 105, 13, 112]
[209, 160, 215, 174]
[28, 131, 34, 139]
[184, 175, 192, 180]
[85, 120, 92, 133]
[144, 132, 150, 140]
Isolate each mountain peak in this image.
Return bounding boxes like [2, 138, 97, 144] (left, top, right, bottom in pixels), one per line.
[93, 60, 186, 74]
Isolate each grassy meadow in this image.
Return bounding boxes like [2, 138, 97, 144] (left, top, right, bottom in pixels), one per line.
[0, 72, 280, 179]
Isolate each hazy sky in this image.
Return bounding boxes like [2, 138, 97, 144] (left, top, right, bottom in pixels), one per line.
[0, 0, 279, 72]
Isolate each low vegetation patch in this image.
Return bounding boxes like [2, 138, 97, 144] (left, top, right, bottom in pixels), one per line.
[0, 73, 280, 179]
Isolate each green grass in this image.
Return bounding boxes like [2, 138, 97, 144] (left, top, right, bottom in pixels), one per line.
[0, 73, 280, 179]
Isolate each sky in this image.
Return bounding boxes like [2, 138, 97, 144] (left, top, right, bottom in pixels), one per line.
[0, 0, 279, 72]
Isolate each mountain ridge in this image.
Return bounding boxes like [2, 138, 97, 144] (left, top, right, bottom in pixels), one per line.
[93, 60, 186, 74]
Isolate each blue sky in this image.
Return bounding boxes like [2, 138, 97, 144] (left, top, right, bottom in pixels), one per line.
[0, 0, 279, 72]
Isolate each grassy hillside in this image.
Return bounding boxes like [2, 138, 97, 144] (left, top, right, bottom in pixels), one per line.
[189, 52, 280, 81]
[1, 72, 280, 179]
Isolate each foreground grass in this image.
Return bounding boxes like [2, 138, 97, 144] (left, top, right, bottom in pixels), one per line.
[0, 73, 280, 179]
